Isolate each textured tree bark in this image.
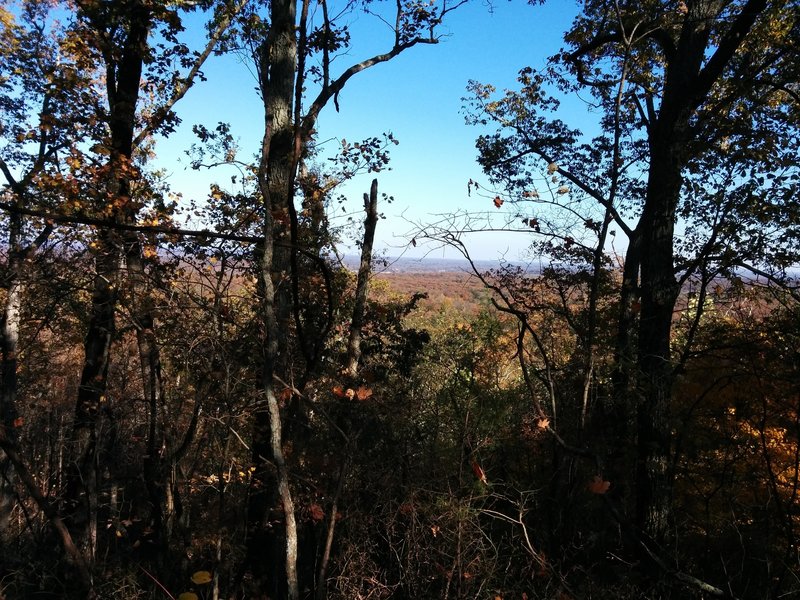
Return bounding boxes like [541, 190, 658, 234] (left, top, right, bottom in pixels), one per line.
[67, 232, 119, 555]
[0, 214, 23, 541]
[636, 140, 682, 545]
[345, 179, 379, 377]
[612, 232, 641, 401]
[247, 0, 300, 595]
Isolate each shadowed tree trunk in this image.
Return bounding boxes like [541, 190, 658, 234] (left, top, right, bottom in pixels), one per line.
[636, 138, 682, 543]
[66, 0, 151, 556]
[622, 0, 771, 548]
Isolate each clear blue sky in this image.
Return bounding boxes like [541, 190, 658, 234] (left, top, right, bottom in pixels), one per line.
[153, 0, 582, 260]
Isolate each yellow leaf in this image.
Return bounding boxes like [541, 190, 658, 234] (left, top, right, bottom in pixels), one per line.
[190, 570, 213, 585]
[178, 593, 199, 600]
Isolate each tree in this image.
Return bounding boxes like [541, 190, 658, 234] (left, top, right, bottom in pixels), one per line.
[56, 0, 244, 572]
[0, 1, 103, 584]
[444, 2, 800, 593]
[1, 0, 244, 591]
[225, 0, 467, 596]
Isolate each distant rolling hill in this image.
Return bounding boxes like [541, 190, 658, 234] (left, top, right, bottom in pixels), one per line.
[341, 255, 538, 274]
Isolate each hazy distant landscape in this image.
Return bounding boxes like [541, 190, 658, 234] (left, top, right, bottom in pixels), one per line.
[341, 254, 535, 274]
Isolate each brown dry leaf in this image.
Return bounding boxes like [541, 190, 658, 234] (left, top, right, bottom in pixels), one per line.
[588, 475, 611, 495]
[537, 417, 550, 430]
[493, 196, 504, 208]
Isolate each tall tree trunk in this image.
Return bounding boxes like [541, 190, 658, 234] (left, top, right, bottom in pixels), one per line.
[125, 237, 173, 562]
[345, 179, 379, 377]
[629, 0, 769, 551]
[603, 229, 641, 517]
[247, 0, 300, 595]
[636, 139, 682, 546]
[67, 0, 151, 555]
[0, 213, 23, 542]
[67, 232, 119, 556]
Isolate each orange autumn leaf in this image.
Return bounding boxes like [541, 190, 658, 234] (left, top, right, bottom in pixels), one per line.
[279, 388, 292, 402]
[588, 475, 611, 495]
[308, 503, 325, 522]
[537, 417, 550, 430]
[493, 196, 504, 208]
[470, 460, 488, 485]
[332, 385, 348, 399]
[13, 417, 23, 428]
[355, 386, 373, 401]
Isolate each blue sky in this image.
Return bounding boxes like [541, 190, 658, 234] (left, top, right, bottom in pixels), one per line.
[153, 0, 582, 260]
